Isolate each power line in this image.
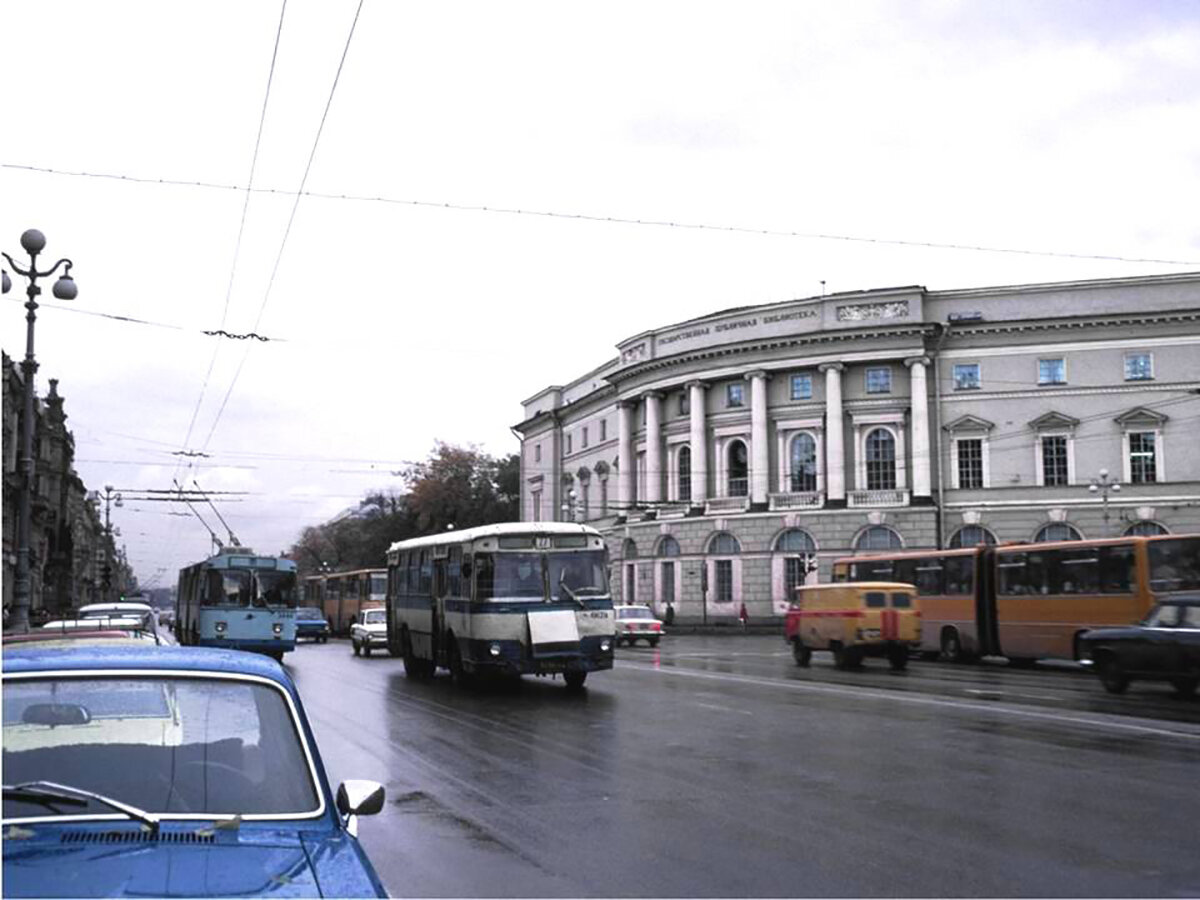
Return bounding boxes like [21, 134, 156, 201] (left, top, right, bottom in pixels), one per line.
[6, 161, 1199, 268]
[200, 0, 365, 453]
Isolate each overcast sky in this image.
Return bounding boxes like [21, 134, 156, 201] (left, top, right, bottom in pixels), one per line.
[3, 0, 1198, 590]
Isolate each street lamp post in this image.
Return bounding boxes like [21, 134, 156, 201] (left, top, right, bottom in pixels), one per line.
[561, 488, 579, 523]
[3, 229, 78, 633]
[96, 486, 123, 603]
[1089, 468, 1122, 537]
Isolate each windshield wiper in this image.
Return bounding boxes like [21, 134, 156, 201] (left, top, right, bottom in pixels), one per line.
[557, 574, 587, 608]
[4, 781, 161, 835]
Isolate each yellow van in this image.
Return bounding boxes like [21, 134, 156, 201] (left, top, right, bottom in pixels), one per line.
[785, 582, 921, 670]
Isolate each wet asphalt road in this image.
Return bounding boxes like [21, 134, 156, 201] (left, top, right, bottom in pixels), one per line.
[286, 636, 1200, 898]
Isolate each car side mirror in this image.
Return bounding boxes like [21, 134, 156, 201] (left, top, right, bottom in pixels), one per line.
[337, 779, 385, 817]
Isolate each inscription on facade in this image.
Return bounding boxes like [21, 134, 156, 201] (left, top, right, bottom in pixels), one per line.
[836, 301, 909, 321]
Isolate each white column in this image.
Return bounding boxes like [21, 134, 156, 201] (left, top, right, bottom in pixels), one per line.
[617, 400, 634, 515]
[644, 392, 663, 505]
[687, 381, 709, 505]
[821, 363, 845, 503]
[747, 371, 769, 505]
[906, 357, 931, 498]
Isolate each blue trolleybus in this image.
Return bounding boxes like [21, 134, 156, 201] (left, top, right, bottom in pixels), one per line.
[386, 523, 616, 689]
[176, 548, 299, 661]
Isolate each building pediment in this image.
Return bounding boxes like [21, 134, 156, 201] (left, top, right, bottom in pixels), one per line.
[1114, 406, 1169, 428]
[943, 414, 995, 434]
[1029, 411, 1080, 432]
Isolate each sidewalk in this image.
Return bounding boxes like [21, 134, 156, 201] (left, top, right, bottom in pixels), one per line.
[662, 620, 784, 636]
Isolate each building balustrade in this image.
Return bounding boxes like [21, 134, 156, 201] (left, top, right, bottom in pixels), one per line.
[706, 496, 751, 515]
[768, 491, 824, 510]
[656, 501, 690, 519]
[847, 489, 910, 508]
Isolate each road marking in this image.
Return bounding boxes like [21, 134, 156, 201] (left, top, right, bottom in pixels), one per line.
[620, 660, 1200, 742]
[695, 701, 754, 716]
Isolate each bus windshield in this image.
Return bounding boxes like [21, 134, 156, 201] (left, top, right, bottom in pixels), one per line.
[257, 570, 298, 608]
[1149, 537, 1200, 593]
[474, 550, 610, 601]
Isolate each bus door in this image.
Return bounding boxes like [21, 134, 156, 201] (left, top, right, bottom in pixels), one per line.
[431, 559, 447, 664]
[976, 548, 999, 656]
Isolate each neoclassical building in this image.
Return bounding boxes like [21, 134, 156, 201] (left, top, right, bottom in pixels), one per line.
[513, 272, 1200, 623]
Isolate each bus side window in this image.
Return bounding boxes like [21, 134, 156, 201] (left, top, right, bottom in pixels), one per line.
[1059, 548, 1099, 594]
[474, 553, 495, 601]
[1100, 545, 1134, 593]
[1027, 551, 1052, 595]
[865, 592, 886, 608]
[997, 554, 1026, 595]
[914, 562, 943, 596]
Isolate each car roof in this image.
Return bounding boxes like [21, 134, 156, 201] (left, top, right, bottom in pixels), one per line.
[79, 602, 153, 612]
[2, 644, 292, 686]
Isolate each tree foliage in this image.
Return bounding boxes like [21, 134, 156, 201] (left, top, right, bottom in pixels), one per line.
[286, 442, 519, 576]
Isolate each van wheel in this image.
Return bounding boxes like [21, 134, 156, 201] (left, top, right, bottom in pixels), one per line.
[940, 628, 964, 663]
[888, 645, 909, 671]
[1097, 654, 1129, 694]
[564, 671, 588, 690]
[832, 643, 859, 670]
[792, 640, 812, 668]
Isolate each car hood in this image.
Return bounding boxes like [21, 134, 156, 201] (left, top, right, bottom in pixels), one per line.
[359, 623, 387, 633]
[1081, 626, 1146, 641]
[1, 826, 378, 898]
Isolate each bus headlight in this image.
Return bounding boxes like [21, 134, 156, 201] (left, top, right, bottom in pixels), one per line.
[215, 621, 227, 634]
[489, 642, 502, 657]
[273, 623, 283, 635]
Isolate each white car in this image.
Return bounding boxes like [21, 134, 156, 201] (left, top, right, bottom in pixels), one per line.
[78, 602, 156, 630]
[614, 605, 664, 647]
[351, 608, 389, 657]
[42, 617, 160, 643]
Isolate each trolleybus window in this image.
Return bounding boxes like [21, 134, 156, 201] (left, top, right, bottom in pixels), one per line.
[205, 570, 253, 606]
[257, 570, 298, 607]
[1149, 537, 1200, 592]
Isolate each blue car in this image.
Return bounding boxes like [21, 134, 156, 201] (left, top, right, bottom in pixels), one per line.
[295, 607, 332, 643]
[2, 643, 387, 897]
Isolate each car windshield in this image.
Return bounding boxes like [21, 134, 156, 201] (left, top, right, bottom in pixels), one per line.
[3, 675, 319, 819]
[298, 608, 324, 619]
[619, 606, 655, 619]
[363, 610, 385, 624]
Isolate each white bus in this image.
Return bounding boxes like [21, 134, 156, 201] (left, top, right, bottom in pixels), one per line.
[385, 523, 615, 689]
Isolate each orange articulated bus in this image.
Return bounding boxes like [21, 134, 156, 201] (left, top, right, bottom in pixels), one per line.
[833, 534, 1200, 664]
[301, 568, 387, 636]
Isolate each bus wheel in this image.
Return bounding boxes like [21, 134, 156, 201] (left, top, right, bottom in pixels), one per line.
[1097, 655, 1129, 694]
[940, 628, 964, 663]
[792, 640, 812, 668]
[564, 671, 587, 690]
[887, 645, 909, 671]
[1170, 677, 1197, 698]
[832, 642, 856, 670]
[448, 636, 470, 686]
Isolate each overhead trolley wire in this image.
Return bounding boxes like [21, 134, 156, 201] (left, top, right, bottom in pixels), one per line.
[6, 161, 1200, 269]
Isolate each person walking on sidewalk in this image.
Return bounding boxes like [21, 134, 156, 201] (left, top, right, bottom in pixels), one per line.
[739, 601, 748, 630]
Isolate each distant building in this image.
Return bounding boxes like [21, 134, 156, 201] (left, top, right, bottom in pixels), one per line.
[513, 272, 1200, 622]
[2, 354, 121, 618]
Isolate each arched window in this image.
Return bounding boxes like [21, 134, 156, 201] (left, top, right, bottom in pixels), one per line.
[774, 529, 816, 553]
[658, 535, 681, 556]
[622, 539, 639, 604]
[622, 539, 638, 559]
[1034, 523, 1082, 542]
[790, 434, 817, 493]
[678, 446, 692, 502]
[948, 525, 997, 548]
[1124, 520, 1169, 536]
[855, 525, 903, 552]
[727, 440, 748, 497]
[708, 533, 741, 555]
[865, 429, 896, 490]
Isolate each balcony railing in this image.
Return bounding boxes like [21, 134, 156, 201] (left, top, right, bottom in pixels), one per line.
[706, 496, 751, 515]
[657, 501, 690, 519]
[848, 489, 910, 508]
[769, 491, 824, 510]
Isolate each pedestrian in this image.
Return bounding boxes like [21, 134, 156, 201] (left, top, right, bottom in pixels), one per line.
[664, 601, 675, 627]
[739, 601, 748, 630]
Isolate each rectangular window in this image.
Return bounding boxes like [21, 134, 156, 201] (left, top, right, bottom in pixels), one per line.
[1041, 435, 1069, 486]
[1129, 432, 1157, 483]
[599, 420, 607, 441]
[680, 392, 690, 416]
[535, 444, 541, 463]
[866, 367, 892, 394]
[791, 374, 812, 400]
[715, 560, 733, 604]
[1125, 353, 1153, 381]
[565, 434, 572, 454]
[727, 383, 744, 407]
[953, 364, 981, 391]
[1038, 358, 1066, 385]
[582, 426, 589, 448]
[957, 438, 984, 489]
[531, 490, 542, 521]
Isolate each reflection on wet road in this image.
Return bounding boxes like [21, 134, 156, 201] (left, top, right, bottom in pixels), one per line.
[288, 635, 1200, 898]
